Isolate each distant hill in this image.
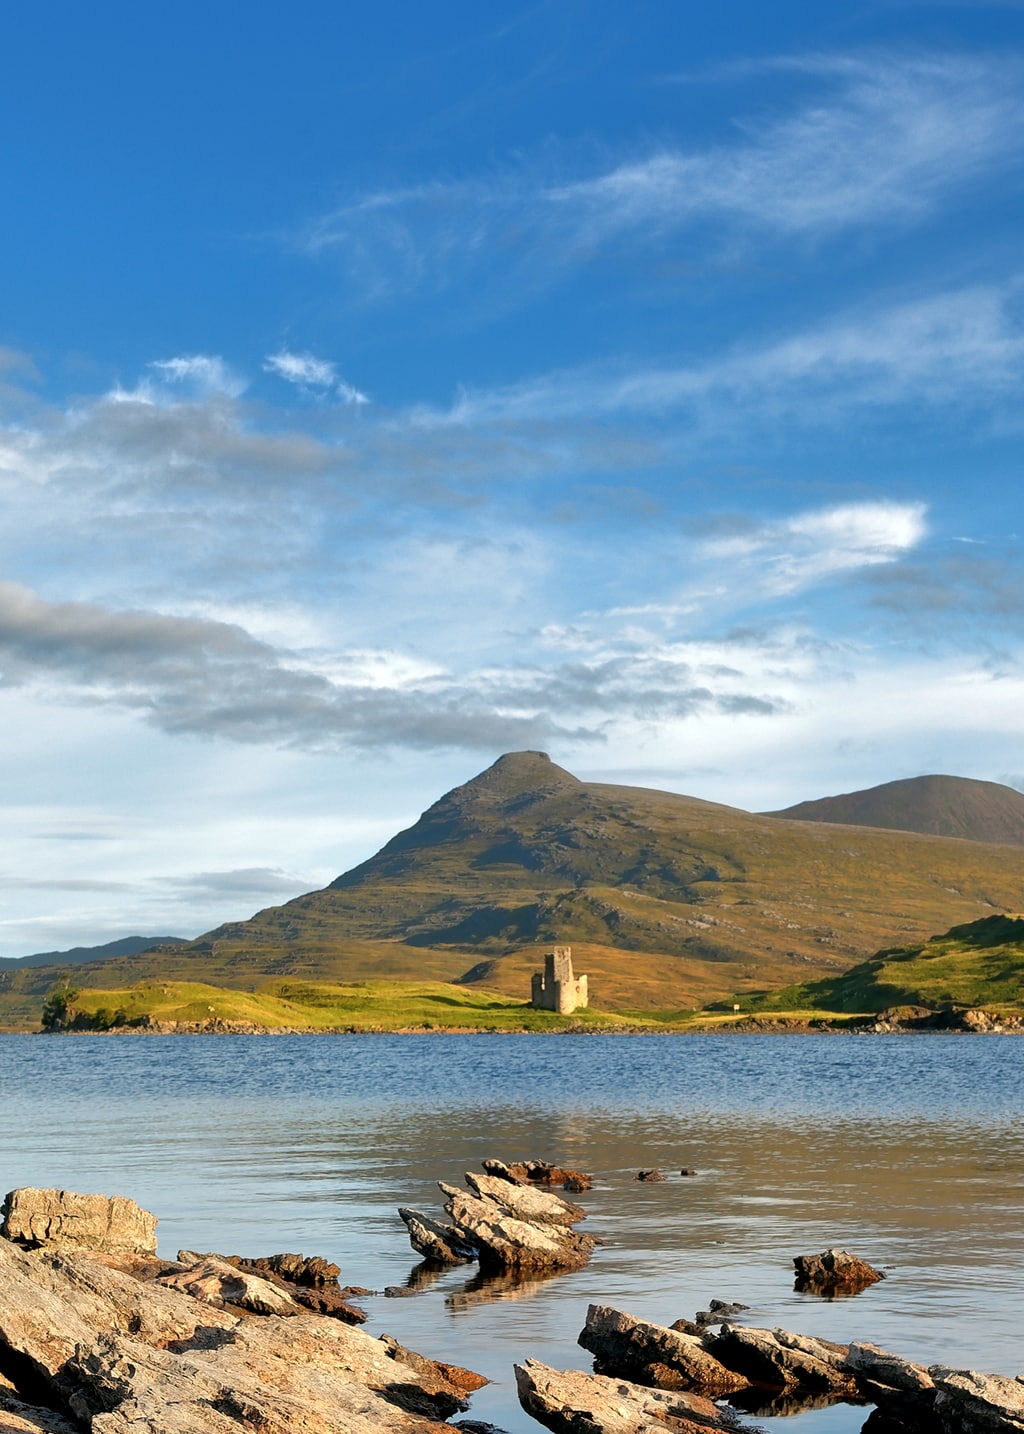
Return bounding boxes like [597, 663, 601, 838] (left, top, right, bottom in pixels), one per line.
[756, 914, 1024, 1014]
[766, 774, 1024, 845]
[0, 935, 185, 972]
[6, 750, 1024, 1025]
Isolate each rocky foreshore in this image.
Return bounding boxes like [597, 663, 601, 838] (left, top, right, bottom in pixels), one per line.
[2, 1183, 1024, 1433]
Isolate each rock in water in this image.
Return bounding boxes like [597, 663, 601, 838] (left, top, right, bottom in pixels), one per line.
[398, 1208, 477, 1264]
[1, 1188, 157, 1256]
[930, 1367, 1024, 1434]
[439, 1181, 595, 1272]
[793, 1248, 885, 1293]
[578, 1304, 750, 1395]
[464, 1171, 586, 1227]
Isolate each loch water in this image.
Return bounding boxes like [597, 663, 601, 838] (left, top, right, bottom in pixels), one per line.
[1, 1032, 1022, 1434]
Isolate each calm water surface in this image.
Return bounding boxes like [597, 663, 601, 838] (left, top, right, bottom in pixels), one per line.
[1, 1033, 1021, 1433]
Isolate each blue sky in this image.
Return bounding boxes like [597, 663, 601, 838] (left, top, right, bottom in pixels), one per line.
[2, 0, 1024, 955]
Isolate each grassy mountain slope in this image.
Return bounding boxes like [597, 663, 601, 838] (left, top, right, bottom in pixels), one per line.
[766, 774, 1024, 845]
[753, 914, 1024, 1013]
[10, 750, 1024, 1021]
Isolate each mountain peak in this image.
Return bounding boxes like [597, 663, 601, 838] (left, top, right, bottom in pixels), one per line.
[457, 751, 583, 803]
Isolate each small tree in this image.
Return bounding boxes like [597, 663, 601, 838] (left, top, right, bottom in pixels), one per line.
[41, 977, 80, 1032]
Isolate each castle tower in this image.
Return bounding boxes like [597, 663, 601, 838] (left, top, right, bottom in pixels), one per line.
[530, 945, 588, 1014]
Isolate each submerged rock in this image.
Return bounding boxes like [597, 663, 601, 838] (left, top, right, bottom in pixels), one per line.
[481, 1158, 592, 1192]
[633, 1169, 666, 1182]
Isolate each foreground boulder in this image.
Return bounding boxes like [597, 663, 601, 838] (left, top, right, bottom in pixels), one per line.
[1, 1189, 156, 1257]
[515, 1358, 746, 1434]
[793, 1248, 885, 1294]
[0, 1194, 484, 1433]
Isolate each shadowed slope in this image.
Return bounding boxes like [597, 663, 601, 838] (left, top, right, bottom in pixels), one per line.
[766, 775, 1024, 845]
[758, 914, 1024, 1013]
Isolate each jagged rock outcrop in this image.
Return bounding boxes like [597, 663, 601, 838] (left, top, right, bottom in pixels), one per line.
[514, 1358, 747, 1434]
[931, 1367, 1024, 1434]
[439, 1181, 594, 1272]
[706, 1325, 858, 1395]
[579, 1305, 749, 1395]
[793, 1247, 885, 1294]
[398, 1160, 596, 1273]
[1, 1189, 156, 1256]
[398, 1209, 477, 1265]
[159, 1254, 302, 1316]
[0, 1387, 79, 1433]
[177, 1248, 367, 1322]
[0, 1192, 483, 1433]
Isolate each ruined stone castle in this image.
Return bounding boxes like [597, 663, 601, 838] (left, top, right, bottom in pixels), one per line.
[530, 945, 588, 1015]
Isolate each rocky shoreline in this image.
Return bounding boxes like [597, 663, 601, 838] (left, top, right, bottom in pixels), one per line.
[2, 1179, 1024, 1433]
[17, 1004, 1023, 1036]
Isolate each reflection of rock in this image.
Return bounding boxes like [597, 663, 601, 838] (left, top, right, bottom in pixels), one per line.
[515, 1358, 747, 1434]
[398, 1208, 477, 1264]
[0, 1190, 484, 1433]
[1, 1187, 157, 1256]
[794, 1248, 885, 1294]
[446, 1266, 571, 1312]
[481, 1158, 592, 1192]
[579, 1304, 749, 1395]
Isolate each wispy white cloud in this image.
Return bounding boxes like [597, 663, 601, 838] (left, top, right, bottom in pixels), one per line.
[418, 282, 1024, 428]
[700, 501, 929, 593]
[130, 354, 247, 401]
[264, 350, 370, 404]
[264, 350, 337, 388]
[304, 51, 1024, 296]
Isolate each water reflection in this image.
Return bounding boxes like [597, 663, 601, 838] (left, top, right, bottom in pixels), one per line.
[0, 1033, 1021, 1434]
